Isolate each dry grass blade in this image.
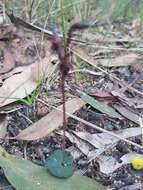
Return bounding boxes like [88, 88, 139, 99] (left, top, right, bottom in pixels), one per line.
[15, 98, 85, 141]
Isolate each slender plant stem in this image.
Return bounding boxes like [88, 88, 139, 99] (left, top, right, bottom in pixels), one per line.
[61, 73, 66, 153]
[60, 0, 67, 49]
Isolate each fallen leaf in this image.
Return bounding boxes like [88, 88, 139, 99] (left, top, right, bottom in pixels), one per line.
[0, 147, 106, 190]
[0, 64, 36, 107]
[0, 55, 54, 107]
[0, 25, 16, 40]
[90, 90, 118, 104]
[113, 105, 140, 124]
[80, 91, 122, 119]
[97, 53, 140, 67]
[73, 127, 142, 149]
[119, 183, 142, 190]
[16, 98, 85, 141]
[98, 152, 143, 174]
[0, 48, 16, 74]
[111, 91, 135, 106]
[0, 103, 22, 113]
[0, 115, 7, 138]
[87, 145, 114, 163]
[57, 131, 91, 155]
[12, 40, 46, 68]
[66, 146, 82, 160]
[90, 91, 113, 98]
[1, 66, 28, 81]
[72, 46, 140, 67]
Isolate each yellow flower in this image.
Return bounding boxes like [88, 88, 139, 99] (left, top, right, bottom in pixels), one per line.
[131, 156, 143, 170]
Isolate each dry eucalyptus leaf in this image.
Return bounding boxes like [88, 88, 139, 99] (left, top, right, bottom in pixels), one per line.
[67, 146, 82, 160]
[0, 25, 16, 40]
[73, 127, 142, 149]
[16, 98, 85, 141]
[58, 131, 91, 155]
[0, 48, 16, 74]
[0, 64, 36, 107]
[72, 46, 140, 67]
[0, 115, 8, 138]
[97, 53, 140, 67]
[0, 55, 54, 107]
[98, 152, 143, 174]
[0, 103, 22, 114]
[113, 105, 140, 125]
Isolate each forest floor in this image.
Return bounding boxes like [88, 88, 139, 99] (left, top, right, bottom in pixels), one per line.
[0, 3, 143, 190]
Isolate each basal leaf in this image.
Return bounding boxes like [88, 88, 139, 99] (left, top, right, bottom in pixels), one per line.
[0, 147, 106, 190]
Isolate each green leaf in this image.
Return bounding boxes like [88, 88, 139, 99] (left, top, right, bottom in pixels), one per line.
[18, 97, 32, 106]
[0, 147, 106, 190]
[45, 150, 74, 178]
[81, 92, 122, 119]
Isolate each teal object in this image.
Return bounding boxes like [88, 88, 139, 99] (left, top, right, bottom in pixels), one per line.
[45, 149, 74, 178]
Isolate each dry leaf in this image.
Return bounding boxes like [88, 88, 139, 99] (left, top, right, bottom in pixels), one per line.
[111, 90, 143, 108]
[90, 90, 118, 104]
[98, 53, 140, 67]
[98, 152, 143, 174]
[72, 46, 140, 67]
[0, 48, 15, 74]
[58, 131, 91, 155]
[0, 64, 36, 107]
[90, 91, 113, 98]
[73, 127, 142, 149]
[66, 146, 82, 160]
[16, 98, 85, 141]
[87, 145, 113, 163]
[113, 105, 140, 124]
[0, 55, 54, 107]
[0, 25, 16, 40]
[0, 115, 8, 138]
[0, 103, 22, 114]
[119, 184, 142, 190]
[1, 66, 27, 81]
